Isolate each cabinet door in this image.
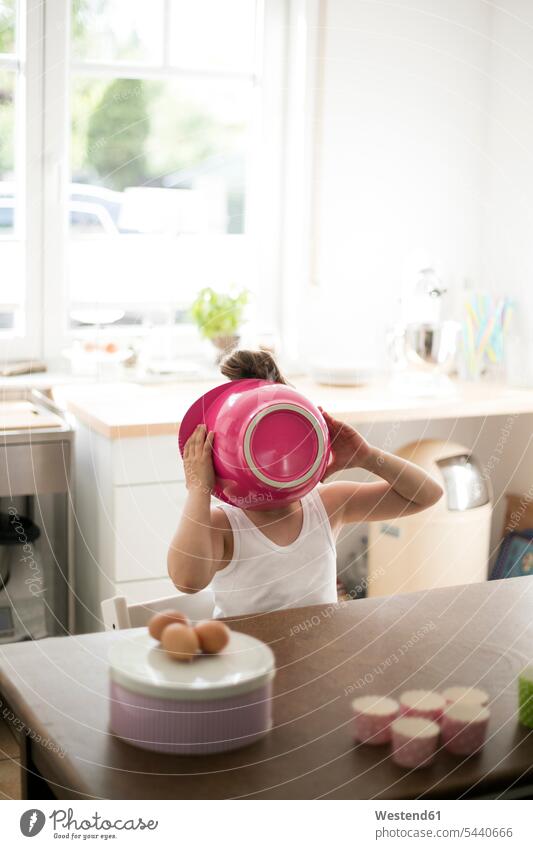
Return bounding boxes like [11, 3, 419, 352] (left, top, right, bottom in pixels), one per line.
[113, 481, 187, 581]
[111, 435, 185, 486]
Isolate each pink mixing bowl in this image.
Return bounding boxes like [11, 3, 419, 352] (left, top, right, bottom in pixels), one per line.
[179, 379, 331, 509]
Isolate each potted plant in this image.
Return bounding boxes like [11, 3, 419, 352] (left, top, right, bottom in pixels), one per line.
[190, 287, 249, 359]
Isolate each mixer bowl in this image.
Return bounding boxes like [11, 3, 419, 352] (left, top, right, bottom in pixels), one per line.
[404, 321, 459, 373]
[178, 379, 331, 509]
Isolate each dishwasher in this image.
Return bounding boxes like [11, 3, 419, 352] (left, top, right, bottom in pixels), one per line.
[0, 388, 75, 643]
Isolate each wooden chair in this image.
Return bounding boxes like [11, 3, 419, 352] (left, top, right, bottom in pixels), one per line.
[101, 588, 215, 631]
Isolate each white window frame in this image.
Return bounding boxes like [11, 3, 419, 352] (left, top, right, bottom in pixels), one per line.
[0, 0, 44, 362]
[42, 0, 292, 362]
[278, 0, 322, 368]
[1, 0, 321, 366]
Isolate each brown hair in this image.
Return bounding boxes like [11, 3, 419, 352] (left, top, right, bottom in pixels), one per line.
[220, 349, 287, 384]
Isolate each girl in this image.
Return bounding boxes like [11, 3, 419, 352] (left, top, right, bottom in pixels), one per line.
[168, 350, 443, 617]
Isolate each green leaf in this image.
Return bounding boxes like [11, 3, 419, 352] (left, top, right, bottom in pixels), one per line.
[190, 287, 249, 339]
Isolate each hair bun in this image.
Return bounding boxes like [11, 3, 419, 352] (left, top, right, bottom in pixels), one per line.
[220, 349, 286, 384]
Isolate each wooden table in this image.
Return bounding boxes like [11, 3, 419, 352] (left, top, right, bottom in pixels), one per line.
[1, 577, 533, 800]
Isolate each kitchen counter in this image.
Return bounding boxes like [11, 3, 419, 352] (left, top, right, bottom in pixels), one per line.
[1, 576, 532, 800]
[57, 374, 533, 631]
[54, 378, 533, 439]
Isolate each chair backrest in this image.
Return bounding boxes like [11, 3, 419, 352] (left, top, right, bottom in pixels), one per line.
[101, 588, 216, 631]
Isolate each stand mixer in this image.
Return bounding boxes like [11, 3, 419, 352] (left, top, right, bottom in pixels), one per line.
[389, 268, 460, 396]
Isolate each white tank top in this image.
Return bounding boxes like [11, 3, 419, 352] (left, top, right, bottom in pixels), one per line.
[210, 488, 338, 618]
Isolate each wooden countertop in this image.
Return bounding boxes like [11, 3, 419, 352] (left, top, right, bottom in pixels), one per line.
[1, 577, 532, 800]
[53, 378, 533, 439]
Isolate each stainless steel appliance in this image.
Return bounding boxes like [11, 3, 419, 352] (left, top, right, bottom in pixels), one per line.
[0, 388, 74, 643]
[389, 268, 460, 382]
[404, 321, 460, 374]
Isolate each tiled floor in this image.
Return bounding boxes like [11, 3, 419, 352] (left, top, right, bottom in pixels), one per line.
[0, 716, 21, 799]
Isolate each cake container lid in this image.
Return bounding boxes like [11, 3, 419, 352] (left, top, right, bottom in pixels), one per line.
[108, 631, 276, 701]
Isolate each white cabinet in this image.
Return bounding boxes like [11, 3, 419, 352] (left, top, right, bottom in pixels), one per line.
[114, 482, 188, 581]
[111, 434, 185, 486]
[73, 423, 187, 632]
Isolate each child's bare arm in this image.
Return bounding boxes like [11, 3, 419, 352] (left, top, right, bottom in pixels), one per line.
[319, 410, 443, 527]
[167, 425, 228, 593]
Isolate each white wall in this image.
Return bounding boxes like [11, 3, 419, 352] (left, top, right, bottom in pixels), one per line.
[303, 0, 492, 367]
[483, 0, 533, 383]
[479, 1, 533, 561]
[307, 0, 533, 580]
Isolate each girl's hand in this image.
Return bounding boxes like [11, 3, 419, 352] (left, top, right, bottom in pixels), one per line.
[183, 425, 215, 495]
[320, 408, 372, 479]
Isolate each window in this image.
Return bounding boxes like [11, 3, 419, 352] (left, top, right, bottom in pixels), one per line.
[0, 1, 291, 362]
[0, 1, 25, 340]
[66, 0, 259, 332]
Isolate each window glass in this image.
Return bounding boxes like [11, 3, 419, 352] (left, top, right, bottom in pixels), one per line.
[0, 38, 23, 335]
[68, 1, 258, 326]
[169, 0, 256, 72]
[0, 69, 15, 234]
[0, 1, 15, 55]
[71, 0, 164, 64]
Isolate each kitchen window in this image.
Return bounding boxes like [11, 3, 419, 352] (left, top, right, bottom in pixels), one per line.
[0, 0, 43, 359]
[0, 1, 22, 336]
[66, 0, 258, 333]
[0, 0, 291, 362]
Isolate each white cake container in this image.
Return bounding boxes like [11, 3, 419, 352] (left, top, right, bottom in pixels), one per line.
[108, 631, 276, 755]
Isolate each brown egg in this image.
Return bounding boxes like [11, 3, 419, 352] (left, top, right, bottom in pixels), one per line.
[148, 610, 190, 642]
[161, 624, 200, 662]
[195, 620, 230, 654]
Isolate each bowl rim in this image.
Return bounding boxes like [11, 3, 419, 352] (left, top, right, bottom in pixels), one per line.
[243, 402, 326, 489]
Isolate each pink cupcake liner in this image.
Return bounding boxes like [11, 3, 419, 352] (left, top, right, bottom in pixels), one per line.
[441, 686, 489, 708]
[399, 689, 445, 722]
[352, 695, 399, 745]
[391, 717, 440, 768]
[441, 703, 490, 756]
